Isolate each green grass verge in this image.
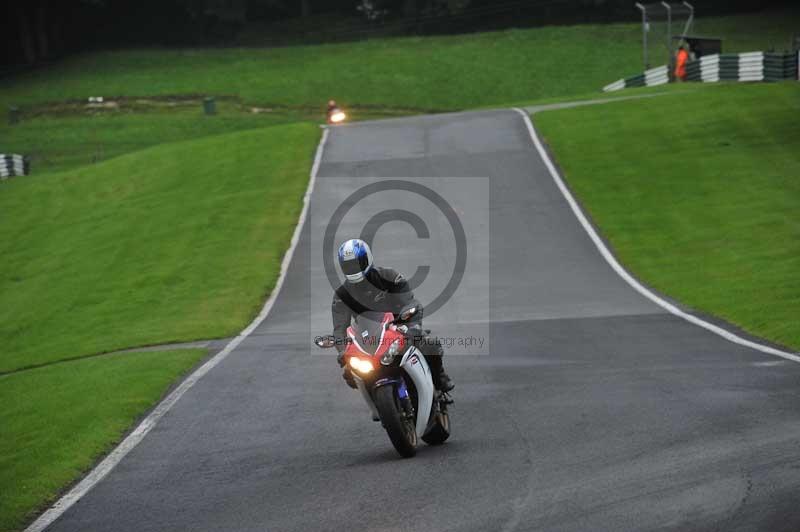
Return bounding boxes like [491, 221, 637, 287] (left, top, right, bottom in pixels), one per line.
[0, 103, 314, 175]
[535, 82, 800, 350]
[492, 82, 703, 111]
[1, 8, 797, 113]
[0, 349, 207, 532]
[0, 123, 319, 373]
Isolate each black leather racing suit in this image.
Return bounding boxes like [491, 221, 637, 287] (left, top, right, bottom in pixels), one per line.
[331, 266, 446, 388]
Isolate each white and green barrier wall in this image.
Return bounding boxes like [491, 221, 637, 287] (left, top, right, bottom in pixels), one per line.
[1, 154, 29, 180]
[603, 51, 800, 92]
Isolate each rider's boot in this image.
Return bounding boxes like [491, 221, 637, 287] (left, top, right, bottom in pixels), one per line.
[437, 370, 455, 393]
[415, 332, 454, 392]
[425, 350, 454, 393]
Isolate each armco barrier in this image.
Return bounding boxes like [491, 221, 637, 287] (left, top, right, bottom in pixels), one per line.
[1, 154, 29, 180]
[605, 51, 799, 92]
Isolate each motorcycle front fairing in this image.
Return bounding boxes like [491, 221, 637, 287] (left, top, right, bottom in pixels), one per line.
[398, 347, 434, 438]
[344, 312, 402, 421]
[353, 347, 434, 438]
[343, 313, 435, 437]
[351, 311, 390, 354]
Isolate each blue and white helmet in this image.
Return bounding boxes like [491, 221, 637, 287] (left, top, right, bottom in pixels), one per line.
[337, 238, 373, 283]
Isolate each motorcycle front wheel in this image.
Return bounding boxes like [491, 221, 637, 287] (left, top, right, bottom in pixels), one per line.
[375, 384, 417, 458]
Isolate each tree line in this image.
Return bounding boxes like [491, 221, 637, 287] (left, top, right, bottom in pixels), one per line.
[2, 0, 787, 68]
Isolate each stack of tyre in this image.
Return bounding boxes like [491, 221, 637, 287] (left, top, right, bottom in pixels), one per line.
[685, 52, 799, 83]
[0, 154, 29, 180]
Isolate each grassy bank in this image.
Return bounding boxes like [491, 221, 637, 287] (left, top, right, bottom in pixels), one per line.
[0, 103, 311, 175]
[1, 8, 797, 113]
[535, 82, 800, 350]
[0, 123, 319, 373]
[0, 349, 206, 532]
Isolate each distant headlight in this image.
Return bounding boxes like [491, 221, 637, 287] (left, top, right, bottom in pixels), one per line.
[330, 111, 346, 123]
[349, 356, 373, 374]
[381, 339, 402, 366]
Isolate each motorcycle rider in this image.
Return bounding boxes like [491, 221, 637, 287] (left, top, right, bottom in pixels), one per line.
[331, 238, 454, 393]
[326, 99, 341, 124]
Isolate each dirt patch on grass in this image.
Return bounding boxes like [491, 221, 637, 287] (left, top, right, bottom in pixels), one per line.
[14, 95, 444, 120]
[17, 95, 238, 118]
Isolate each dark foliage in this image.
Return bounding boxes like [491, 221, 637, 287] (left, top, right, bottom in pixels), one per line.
[1, 0, 793, 70]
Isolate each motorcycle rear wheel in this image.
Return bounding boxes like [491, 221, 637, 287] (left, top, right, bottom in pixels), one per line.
[422, 409, 450, 445]
[375, 385, 417, 458]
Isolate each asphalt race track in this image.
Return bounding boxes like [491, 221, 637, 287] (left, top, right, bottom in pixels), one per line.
[45, 110, 800, 532]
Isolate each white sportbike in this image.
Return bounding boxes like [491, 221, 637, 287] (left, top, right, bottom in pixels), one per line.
[315, 307, 451, 458]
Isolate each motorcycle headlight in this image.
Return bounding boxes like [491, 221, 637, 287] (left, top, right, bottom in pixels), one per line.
[348, 356, 373, 374]
[381, 339, 402, 366]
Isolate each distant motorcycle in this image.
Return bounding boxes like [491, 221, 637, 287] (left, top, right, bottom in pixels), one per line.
[327, 105, 347, 124]
[315, 306, 451, 457]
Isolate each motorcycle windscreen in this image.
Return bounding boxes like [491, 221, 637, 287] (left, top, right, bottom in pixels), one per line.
[352, 311, 391, 355]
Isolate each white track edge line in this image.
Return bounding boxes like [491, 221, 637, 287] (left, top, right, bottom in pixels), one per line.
[511, 107, 800, 363]
[25, 127, 331, 532]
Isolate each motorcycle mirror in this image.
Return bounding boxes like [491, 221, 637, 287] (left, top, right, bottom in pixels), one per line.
[314, 335, 336, 348]
[399, 307, 417, 321]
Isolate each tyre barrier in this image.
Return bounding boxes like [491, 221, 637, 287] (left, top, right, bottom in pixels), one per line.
[685, 52, 799, 83]
[603, 51, 799, 92]
[1, 154, 29, 180]
[603, 65, 669, 92]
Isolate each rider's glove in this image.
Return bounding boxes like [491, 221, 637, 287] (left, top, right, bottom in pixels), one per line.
[342, 368, 357, 389]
